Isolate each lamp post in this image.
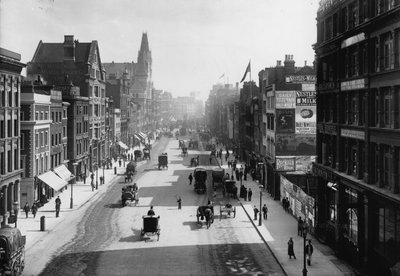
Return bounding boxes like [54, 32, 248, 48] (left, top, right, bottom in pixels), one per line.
[303, 225, 308, 276]
[102, 160, 105, 184]
[259, 184, 263, 226]
[70, 162, 78, 209]
[96, 165, 99, 190]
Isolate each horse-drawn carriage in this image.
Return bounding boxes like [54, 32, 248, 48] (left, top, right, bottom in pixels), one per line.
[143, 148, 151, 160]
[211, 168, 225, 188]
[219, 202, 236, 220]
[158, 153, 168, 170]
[196, 206, 214, 229]
[125, 161, 136, 182]
[188, 140, 199, 150]
[194, 167, 207, 194]
[141, 215, 160, 242]
[121, 183, 139, 206]
[224, 180, 238, 199]
[0, 226, 25, 276]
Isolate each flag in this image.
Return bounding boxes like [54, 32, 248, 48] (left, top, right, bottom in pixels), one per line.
[240, 61, 251, 83]
[219, 73, 225, 79]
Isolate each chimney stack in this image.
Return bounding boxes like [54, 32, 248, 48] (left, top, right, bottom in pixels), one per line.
[284, 54, 295, 73]
[276, 60, 282, 66]
[63, 35, 75, 62]
[305, 60, 307, 66]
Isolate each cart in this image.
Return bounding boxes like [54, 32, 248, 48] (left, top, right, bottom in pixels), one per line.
[121, 184, 139, 206]
[0, 226, 25, 276]
[194, 167, 207, 194]
[224, 180, 238, 199]
[158, 154, 168, 170]
[143, 148, 151, 160]
[196, 206, 214, 229]
[134, 150, 142, 161]
[211, 168, 225, 188]
[219, 203, 236, 220]
[141, 215, 160, 242]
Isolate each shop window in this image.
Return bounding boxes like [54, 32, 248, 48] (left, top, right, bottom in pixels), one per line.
[343, 188, 358, 244]
[376, 207, 400, 258]
[328, 188, 337, 222]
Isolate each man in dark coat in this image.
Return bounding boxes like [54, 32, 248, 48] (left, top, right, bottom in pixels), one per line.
[55, 196, 61, 217]
[253, 205, 259, 220]
[248, 188, 253, 201]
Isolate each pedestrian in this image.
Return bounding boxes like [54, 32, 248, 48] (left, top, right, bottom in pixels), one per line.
[118, 158, 122, 167]
[282, 197, 287, 210]
[305, 239, 314, 265]
[82, 173, 86, 184]
[147, 205, 155, 216]
[262, 204, 268, 220]
[99, 175, 103, 185]
[188, 173, 193, 185]
[298, 217, 304, 237]
[235, 169, 239, 181]
[286, 197, 290, 212]
[228, 160, 231, 168]
[23, 202, 30, 218]
[248, 188, 253, 201]
[288, 237, 296, 259]
[31, 202, 38, 218]
[244, 164, 248, 181]
[177, 196, 182, 209]
[244, 187, 248, 201]
[209, 156, 212, 164]
[55, 196, 61, 217]
[253, 205, 259, 220]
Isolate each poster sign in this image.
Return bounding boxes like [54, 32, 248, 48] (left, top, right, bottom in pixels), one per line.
[276, 91, 296, 109]
[295, 156, 316, 172]
[295, 91, 316, 134]
[285, 75, 316, 83]
[276, 109, 295, 133]
[276, 157, 295, 171]
[276, 134, 316, 156]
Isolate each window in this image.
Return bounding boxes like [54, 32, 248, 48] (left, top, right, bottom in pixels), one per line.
[35, 111, 39, 121]
[0, 151, 4, 174]
[328, 188, 337, 222]
[94, 86, 99, 97]
[40, 132, 44, 147]
[63, 126, 66, 137]
[94, 105, 99, 117]
[382, 33, 393, 70]
[35, 133, 39, 148]
[45, 111, 48, 120]
[52, 112, 55, 122]
[383, 88, 392, 127]
[7, 149, 12, 172]
[351, 146, 358, 175]
[383, 146, 392, 189]
[7, 118, 11, 137]
[40, 111, 44, 120]
[343, 188, 358, 244]
[349, 1, 359, 29]
[21, 133, 25, 150]
[51, 134, 54, 146]
[45, 131, 48, 146]
[375, 206, 400, 258]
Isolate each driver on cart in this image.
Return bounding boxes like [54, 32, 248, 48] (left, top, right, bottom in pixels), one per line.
[225, 202, 233, 216]
[147, 205, 155, 216]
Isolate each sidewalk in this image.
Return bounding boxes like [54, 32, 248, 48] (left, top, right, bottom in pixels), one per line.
[218, 156, 357, 276]
[16, 141, 156, 252]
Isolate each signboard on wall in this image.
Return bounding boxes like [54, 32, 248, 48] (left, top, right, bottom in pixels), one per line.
[276, 134, 316, 156]
[276, 109, 295, 133]
[276, 157, 296, 171]
[276, 91, 296, 109]
[285, 75, 316, 83]
[295, 91, 316, 134]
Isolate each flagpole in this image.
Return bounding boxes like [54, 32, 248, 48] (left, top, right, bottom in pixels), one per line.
[249, 59, 252, 98]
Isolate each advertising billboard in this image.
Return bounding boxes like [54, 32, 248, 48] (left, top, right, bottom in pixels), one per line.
[276, 157, 296, 171]
[276, 134, 316, 156]
[276, 109, 295, 133]
[295, 91, 316, 134]
[276, 156, 315, 172]
[276, 91, 296, 109]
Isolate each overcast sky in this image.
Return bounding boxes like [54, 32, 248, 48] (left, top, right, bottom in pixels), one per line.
[1, 0, 319, 101]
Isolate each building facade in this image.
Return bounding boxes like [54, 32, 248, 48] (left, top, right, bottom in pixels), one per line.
[314, 0, 400, 274]
[0, 48, 25, 225]
[27, 35, 107, 173]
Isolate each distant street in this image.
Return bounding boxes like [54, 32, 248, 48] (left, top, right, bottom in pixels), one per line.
[33, 136, 285, 276]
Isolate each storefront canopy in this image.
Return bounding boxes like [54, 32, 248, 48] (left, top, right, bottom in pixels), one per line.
[133, 134, 141, 141]
[118, 141, 129, 150]
[37, 171, 68, 191]
[136, 132, 147, 141]
[53, 164, 74, 182]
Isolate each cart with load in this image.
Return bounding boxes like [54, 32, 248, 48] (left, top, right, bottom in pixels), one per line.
[224, 180, 238, 199]
[211, 168, 225, 188]
[219, 202, 236, 220]
[141, 215, 160, 242]
[196, 205, 214, 229]
[158, 153, 168, 170]
[0, 226, 25, 276]
[194, 167, 207, 194]
[121, 183, 139, 206]
[134, 150, 142, 161]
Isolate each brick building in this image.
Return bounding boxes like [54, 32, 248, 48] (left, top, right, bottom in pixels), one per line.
[313, 0, 400, 273]
[0, 48, 25, 224]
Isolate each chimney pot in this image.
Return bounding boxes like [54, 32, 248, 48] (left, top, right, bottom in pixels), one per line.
[305, 60, 307, 66]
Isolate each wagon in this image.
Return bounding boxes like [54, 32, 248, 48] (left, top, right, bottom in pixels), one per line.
[141, 215, 160, 242]
[194, 167, 207, 194]
[224, 180, 238, 199]
[158, 154, 168, 170]
[219, 203, 236, 220]
[211, 168, 225, 188]
[134, 150, 142, 161]
[121, 184, 139, 206]
[0, 226, 25, 276]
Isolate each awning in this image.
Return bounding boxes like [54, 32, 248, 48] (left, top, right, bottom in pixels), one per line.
[53, 164, 74, 182]
[37, 171, 68, 191]
[133, 134, 141, 141]
[118, 141, 129, 150]
[136, 132, 146, 141]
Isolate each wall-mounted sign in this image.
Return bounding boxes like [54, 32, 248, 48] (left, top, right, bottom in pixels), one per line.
[301, 84, 316, 91]
[341, 128, 365, 140]
[276, 91, 296, 109]
[341, 33, 365, 49]
[341, 78, 366, 91]
[276, 157, 296, 171]
[276, 109, 295, 133]
[286, 75, 316, 83]
[276, 134, 316, 156]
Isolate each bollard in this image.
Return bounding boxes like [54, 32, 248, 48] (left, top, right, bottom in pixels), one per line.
[114, 167, 117, 175]
[40, 216, 45, 231]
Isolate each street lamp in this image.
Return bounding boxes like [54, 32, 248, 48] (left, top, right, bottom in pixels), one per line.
[303, 224, 308, 276]
[96, 165, 99, 190]
[259, 184, 263, 226]
[70, 162, 78, 209]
